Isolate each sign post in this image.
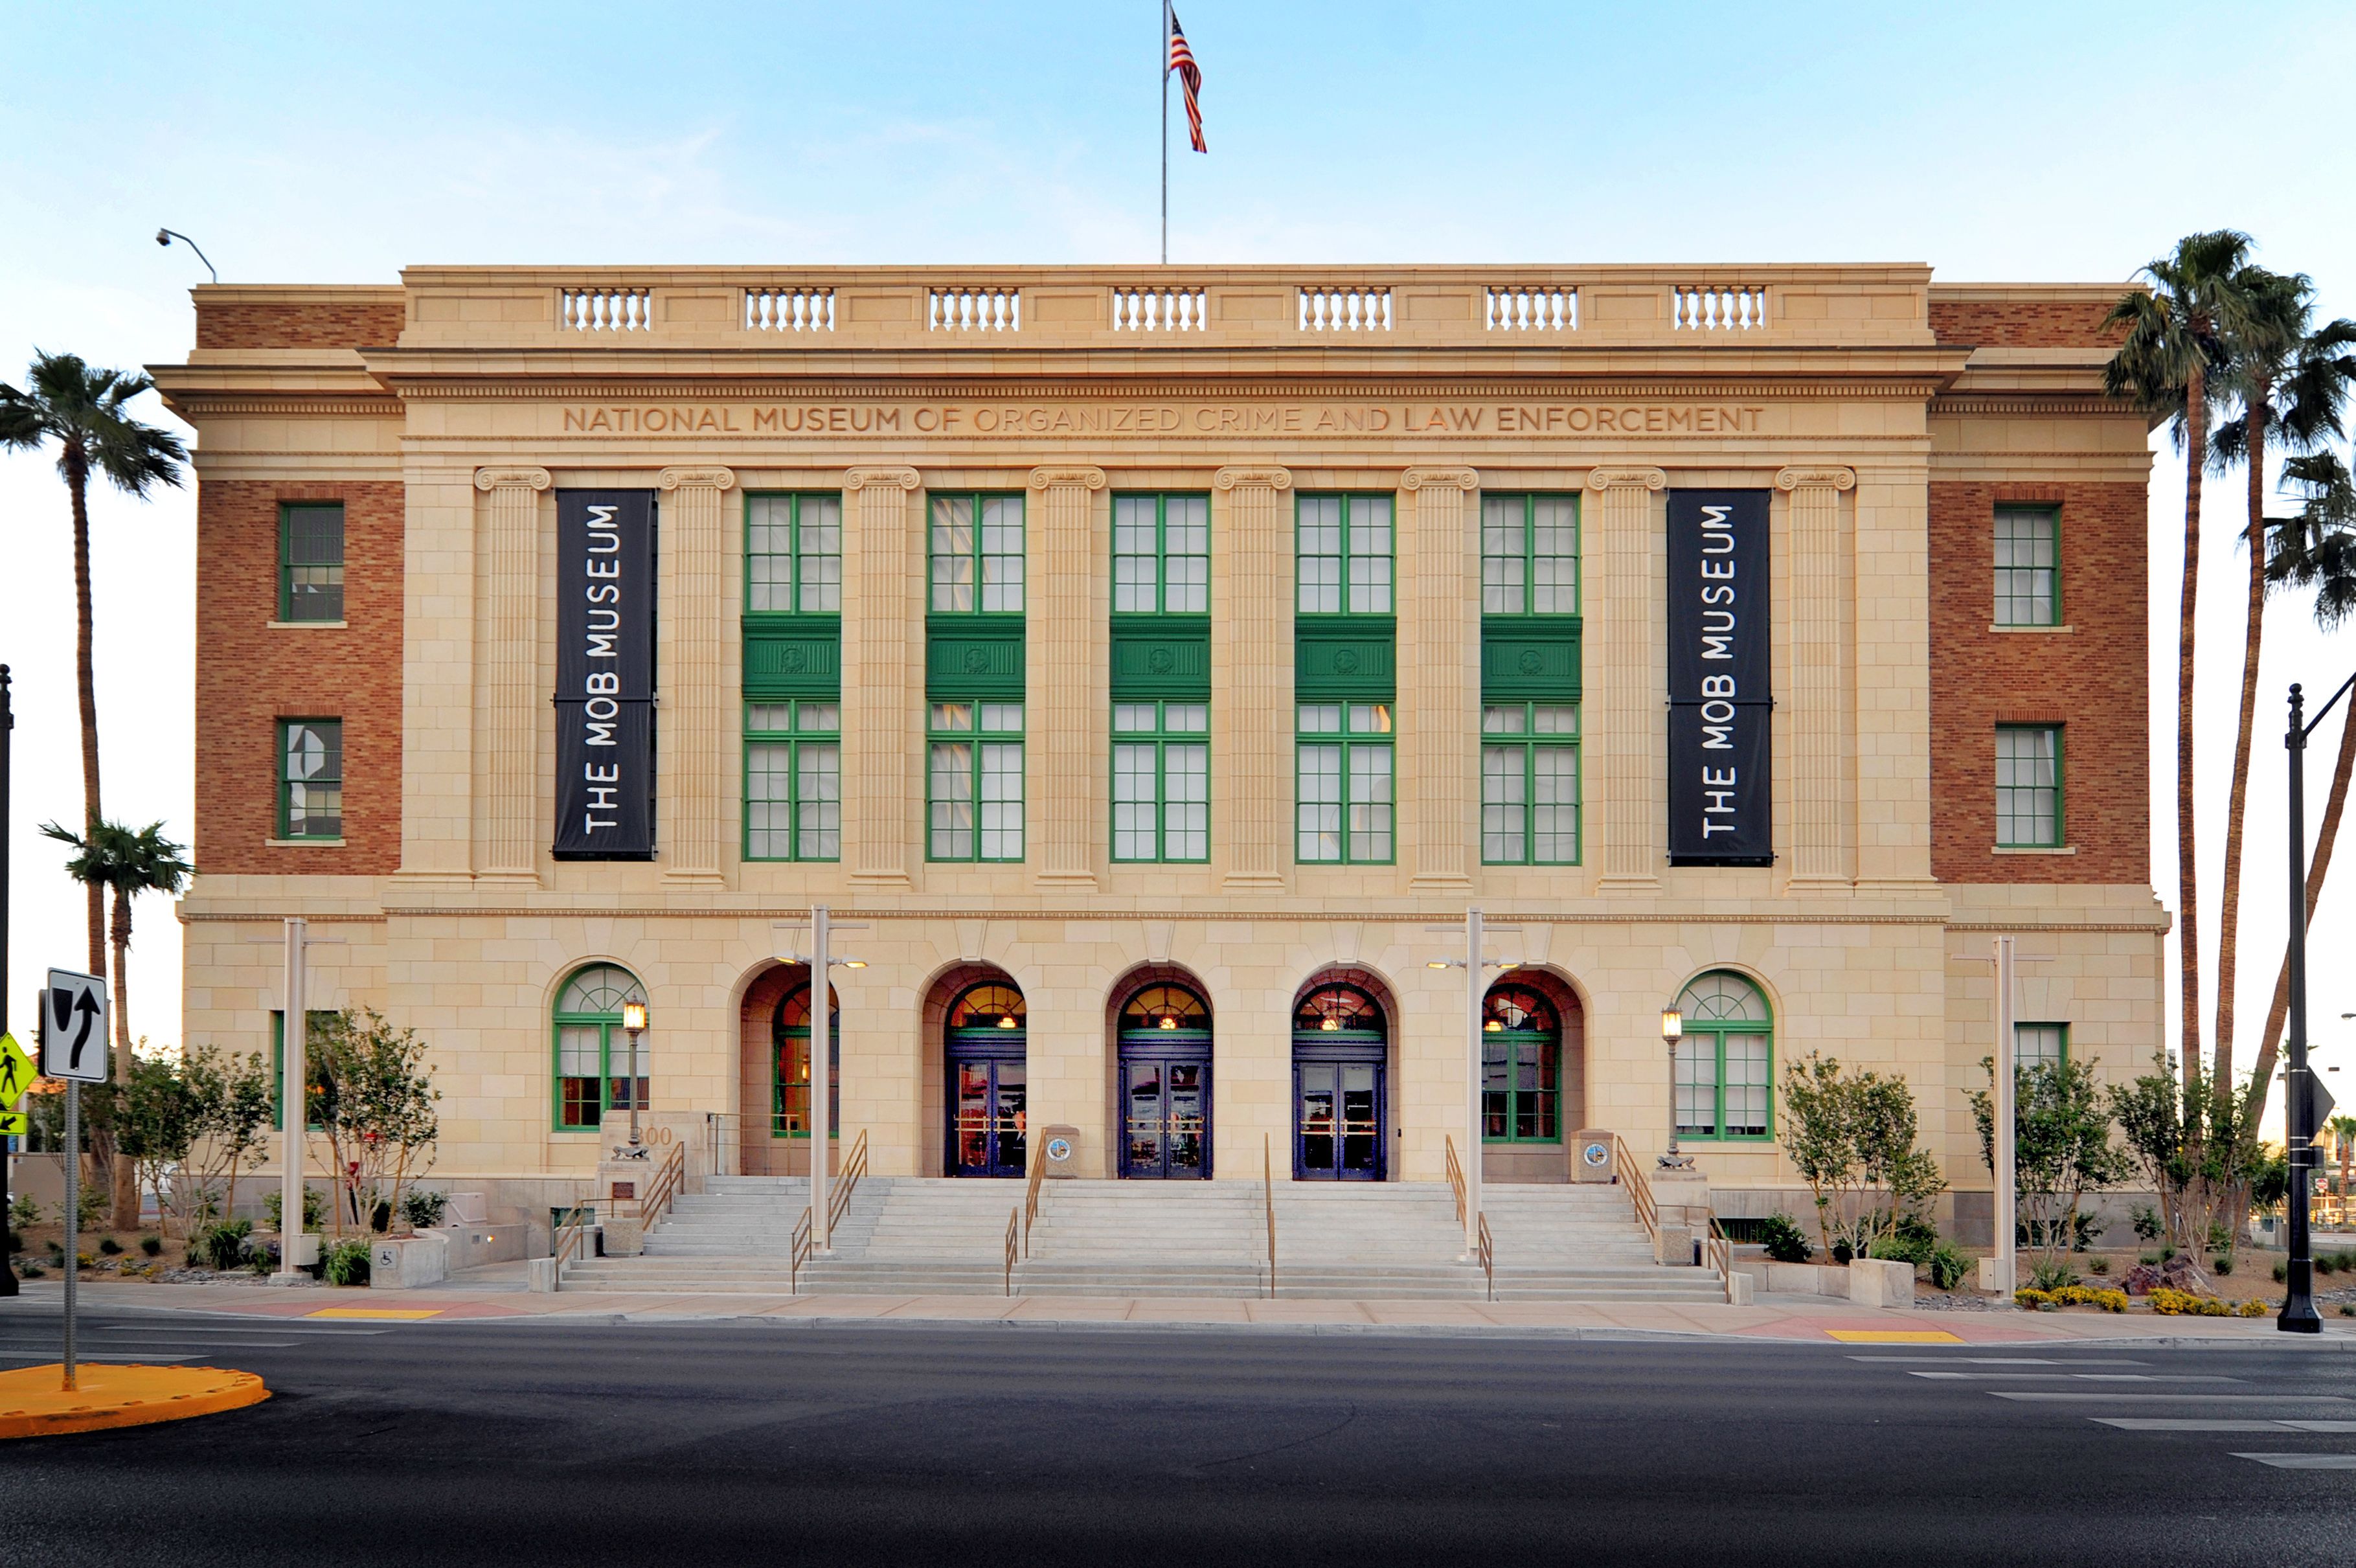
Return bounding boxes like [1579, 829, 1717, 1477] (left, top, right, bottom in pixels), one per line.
[1, 666, 14, 1299]
[41, 966, 108, 1391]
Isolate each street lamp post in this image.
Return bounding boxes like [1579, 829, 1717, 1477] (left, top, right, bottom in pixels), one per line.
[1660, 1009, 1692, 1170]
[153, 228, 218, 283]
[776, 908, 866, 1256]
[1425, 910, 1517, 1258]
[622, 1001, 648, 1153]
[2280, 678, 2351, 1333]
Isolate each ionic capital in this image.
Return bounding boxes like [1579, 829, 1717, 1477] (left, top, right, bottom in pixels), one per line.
[1213, 464, 1294, 493]
[844, 466, 922, 493]
[1399, 466, 1480, 493]
[657, 464, 736, 492]
[473, 466, 552, 492]
[1026, 464, 1107, 492]
[1583, 467, 1668, 493]
[1776, 466, 1857, 492]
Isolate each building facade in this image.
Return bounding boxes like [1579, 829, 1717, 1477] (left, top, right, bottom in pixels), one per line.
[156, 266, 2162, 1236]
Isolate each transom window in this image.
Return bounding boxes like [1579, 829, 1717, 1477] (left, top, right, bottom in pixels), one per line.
[928, 701, 1025, 861]
[1480, 703, 1581, 865]
[1123, 984, 1209, 1030]
[278, 718, 343, 840]
[745, 700, 840, 861]
[1114, 494, 1210, 614]
[772, 984, 839, 1138]
[552, 964, 650, 1132]
[931, 494, 1025, 613]
[279, 503, 345, 622]
[1297, 495, 1393, 615]
[1113, 701, 1208, 863]
[949, 984, 1027, 1031]
[1481, 494, 1580, 615]
[1994, 506, 2059, 627]
[746, 494, 843, 612]
[1997, 725, 2063, 847]
[1297, 703, 1394, 864]
[2015, 1022, 2068, 1074]
[1672, 972, 1772, 1141]
[1482, 985, 1561, 1143]
[1295, 984, 1385, 1035]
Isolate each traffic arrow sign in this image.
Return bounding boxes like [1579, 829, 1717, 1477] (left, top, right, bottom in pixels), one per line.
[0, 1032, 30, 1108]
[40, 969, 108, 1083]
[0, 1111, 23, 1139]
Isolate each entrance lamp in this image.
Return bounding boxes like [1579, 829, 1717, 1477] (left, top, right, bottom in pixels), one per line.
[622, 1001, 648, 1154]
[1660, 1009, 1693, 1171]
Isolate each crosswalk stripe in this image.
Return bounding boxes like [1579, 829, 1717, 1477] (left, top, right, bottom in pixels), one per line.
[1909, 1372, 2241, 1383]
[2096, 1420, 2326, 1432]
[1993, 1392, 2356, 1404]
[2231, 1453, 2356, 1469]
[1849, 1356, 2148, 1367]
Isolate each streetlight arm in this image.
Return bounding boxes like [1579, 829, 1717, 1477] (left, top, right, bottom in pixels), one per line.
[155, 228, 218, 284]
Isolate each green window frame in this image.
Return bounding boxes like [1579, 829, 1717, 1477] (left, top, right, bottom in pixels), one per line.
[1994, 505, 2060, 627]
[1113, 701, 1209, 862]
[1480, 703, 1581, 865]
[930, 494, 1025, 613]
[744, 701, 841, 862]
[277, 718, 343, 840]
[1296, 495, 1393, 615]
[278, 502, 346, 622]
[1480, 494, 1580, 615]
[927, 700, 1025, 861]
[1113, 493, 1210, 614]
[771, 983, 841, 1139]
[551, 964, 650, 1132]
[1997, 724, 2063, 847]
[745, 493, 843, 613]
[2016, 1022, 2068, 1074]
[1481, 985, 1562, 1144]
[267, 1010, 335, 1131]
[1296, 702, 1394, 864]
[1671, 972, 1773, 1141]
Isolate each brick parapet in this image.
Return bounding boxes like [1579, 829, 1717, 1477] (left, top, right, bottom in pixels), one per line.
[1929, 299, 2126, 350]
[194, 290, 405, 350]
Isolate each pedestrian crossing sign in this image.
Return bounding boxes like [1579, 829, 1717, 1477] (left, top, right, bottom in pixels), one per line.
[0, 1030, 29, 1137]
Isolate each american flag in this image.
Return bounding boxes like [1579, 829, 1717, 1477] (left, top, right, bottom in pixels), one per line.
[1168, 7, 1205, 153]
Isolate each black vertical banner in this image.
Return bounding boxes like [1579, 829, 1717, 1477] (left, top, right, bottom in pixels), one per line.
[1666, 489, 1773, 866]
[553, 490, 657, 859]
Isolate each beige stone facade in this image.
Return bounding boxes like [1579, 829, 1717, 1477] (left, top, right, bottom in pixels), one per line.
[155, 266, 2163, 1236]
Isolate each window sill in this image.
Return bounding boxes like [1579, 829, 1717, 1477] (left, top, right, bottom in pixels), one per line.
[1993, 845, 2077, 856]
[1988, 622, 2072, 634]
[267, 619, 348, 630]
[266, 837, 345, 848]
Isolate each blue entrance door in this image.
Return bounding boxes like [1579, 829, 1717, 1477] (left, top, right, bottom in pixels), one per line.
[1293, 984, 1387, 1181]
[1118, 984, 1212, 1180]
[946, 983, 1027, 1178]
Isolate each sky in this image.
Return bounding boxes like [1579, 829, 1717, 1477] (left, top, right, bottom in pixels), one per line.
[3, 0, 2354, 1132]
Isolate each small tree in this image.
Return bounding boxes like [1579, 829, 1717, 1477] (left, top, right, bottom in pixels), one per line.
[181, 1044, 276, 1227]
[2110, 1054, 2262, 1258]
[113, 1045, 198, 1238]
[1779, 1052, 1947, 1260]
[310, 1009, 440, 1237]
[1971, 1056, 2131, 1282]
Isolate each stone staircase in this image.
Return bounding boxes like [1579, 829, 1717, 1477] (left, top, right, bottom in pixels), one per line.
[559, 1173, 1727, 1302]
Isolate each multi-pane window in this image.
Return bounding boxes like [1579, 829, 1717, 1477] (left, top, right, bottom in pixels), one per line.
[1997, 725, 2063, 847]
[1113, 494, 1210, 613]
[277, 719, 343, 839]
[745, 701, 840, 861]
[1481, 495, 1580, 615]
[931, 494, 1025, 613]
[1671, 972, 1773, 1140]
[1113, 701, 1208, 862]
[1480, 703, 1581, 864]
[1994, 506, 2059, 627]
[2016, 1023, 2068, 1074]
[279, 503, 346, 622]
[1296, 703, 1393, 863]
[267, 1010, 334, 1130]
[1297, 495, 1393, 615]
[746, 494, 842, 612]
[1481, 986, 1561, 1143]
[552, 964, 650, 1132]
[928, 701, 1025, 861]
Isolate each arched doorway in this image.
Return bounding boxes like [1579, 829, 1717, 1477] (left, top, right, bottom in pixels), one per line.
[1292, 981, 1387, 1181]
[1117, 982, 1212, 1179]
[1480, 971, 1586, 1183]
[946, 982, 1027, 1177]
[772, 981, 839, 1144]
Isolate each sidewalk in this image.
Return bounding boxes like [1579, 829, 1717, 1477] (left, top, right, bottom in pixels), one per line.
[19, 1269, 2356, 1346]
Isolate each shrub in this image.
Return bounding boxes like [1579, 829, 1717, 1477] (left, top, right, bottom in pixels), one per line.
[2211, 1255, 2234, 1277]
[2131, 1205, 2163, 1242]
[7, 1194, 40, 1229]
[1758, 1212, 1813, 1264]
[97, 1237, 122, 1256]
[1927, 1242, 1971, 1291]
[401, 1188, 449, 1229]
[2029, 1259, 2080, 1292]
[322, 1238, 372, 1287]
[2015, 1285, 2127, 1313]
[2149, 1287, 2264, 1317]
[264, 1187, 327, 1234]
[2088, 1256, 2111, 1276]
[2275, 1260, 2290, 1282]
[2318, 1254, 2339, 1276]
[2340, 1304, 2354, 1318]
[245, 1238, 279, 1277]
[17, 1263, 42, 1278]
[75, 1185, 106, 1230]
[195, 1218, 253, 1273]
[2142, 1253, 2162, 1267]
[139, 1235, 162, 1258]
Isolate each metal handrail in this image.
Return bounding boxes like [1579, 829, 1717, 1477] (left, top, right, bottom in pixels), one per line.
[550, 1198, 594, 1292]
[1611, 1134, 1659, 1247]
[1004, 1207, 1019, 1297]
[1706, 1216, 1736, 1303]
[790, 1129, 867, 1295]
[1263, 1134, 1277, 1299]
[1022, 1142, 1048, 1258]
[1477, 1212, 1495, 1302]
[635, 1141, 687, 1227]
[1449, 1134, 1494, 1298]
[1444, 1134, 1468, 1225]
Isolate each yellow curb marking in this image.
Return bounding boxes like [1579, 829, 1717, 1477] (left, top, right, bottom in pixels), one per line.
[305, 1308, 443, 1320]
[0, 1363, 269, 1439]
[1825, 1330, 1965, 1344]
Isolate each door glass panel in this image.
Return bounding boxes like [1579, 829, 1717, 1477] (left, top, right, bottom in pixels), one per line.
[1340, 1064, 1379, 1174]
[1126, 1063, 1165, 1176]
[1482, 1037, 1509, 1138]
[993, 1062, 1027, 1173]
[955, 1062, 991, 1172]
[1166, 1063, 1204, 1176]
[1298, 1065, 1336, 1176]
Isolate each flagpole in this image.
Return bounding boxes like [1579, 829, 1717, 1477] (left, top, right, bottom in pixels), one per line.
[1160, 0, 1169, 265]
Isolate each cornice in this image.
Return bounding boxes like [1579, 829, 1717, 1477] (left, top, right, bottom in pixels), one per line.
[1929, 394, 2135, 417]
[372, 377, 1954, 403]
[171, 397, 402, 417]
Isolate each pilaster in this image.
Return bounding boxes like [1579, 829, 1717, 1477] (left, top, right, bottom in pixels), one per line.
[1027, 466, 1108, 889]
[1401, 466, 1479, 892]
[1778, 466, 1856, 888]
[843, 466, 922, 889]
[1213, 465, 1295, 892]
[1587, 466, 1668, 894]
[657, 465, 736, 888]
[471, 464, 550, 887]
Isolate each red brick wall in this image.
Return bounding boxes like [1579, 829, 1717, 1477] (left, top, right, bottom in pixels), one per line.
[196, 481, 403, 874]
[195, 297, 405, 350]
[1929, 299, 2125, 349]
[1929, 481, 2147, 884]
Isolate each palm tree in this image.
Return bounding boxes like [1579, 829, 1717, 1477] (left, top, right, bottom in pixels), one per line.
[2206, 273, 2356, 1116]
[0, 354, 187, 984]
[2332, 1114, 2356, 1211]
[2105, 232, 2254, 1099]
[40, 819, 192, 1229]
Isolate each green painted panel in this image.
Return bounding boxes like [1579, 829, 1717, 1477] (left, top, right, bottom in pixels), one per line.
[1110, 615, 1211, 699]
[744, 613, 842, 698]
[1295, 615, 1396, 701]
[1481, 618, 1581, 700]
[926, 614, 1026, 699]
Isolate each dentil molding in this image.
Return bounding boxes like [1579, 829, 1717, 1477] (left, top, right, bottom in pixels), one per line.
[473, 466, 552, 492]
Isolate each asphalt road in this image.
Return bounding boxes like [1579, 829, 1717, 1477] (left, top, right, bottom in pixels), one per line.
[0, 1301, 2351, 1567]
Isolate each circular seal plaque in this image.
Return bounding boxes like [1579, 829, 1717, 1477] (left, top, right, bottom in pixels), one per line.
[1333, 648, 1361, 674]
[1045, 1136, 1073, 1163]
[1582, 1141, 1610, 1170]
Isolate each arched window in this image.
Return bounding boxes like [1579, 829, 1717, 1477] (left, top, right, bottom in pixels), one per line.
[1672, 972, 1772, 1140]
[1294, 984, 1385, 1036]
[947, 984, 1026, 1033]
[1482, 984, 1560, 1143]
[1122, 984, 1208, 1033]
[773, 984, 840, 1139]
[552, 964, 648, 1131]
